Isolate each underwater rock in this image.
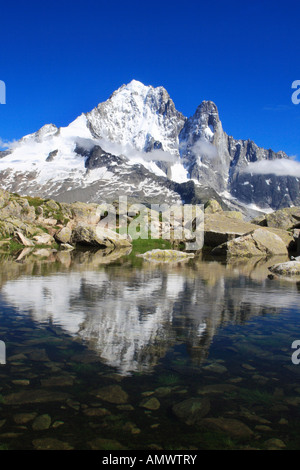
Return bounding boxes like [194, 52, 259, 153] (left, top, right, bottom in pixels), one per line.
[172, 397, 210, 425]
[201, 417, 254, 439]
[32, 414, 52, 431]
[13, 412, 37, 424]
[139, 397, 160, 410]
[32, 438, 74, 450]
[4, 389, 71, 405]
[88, 438, 127, 450]
[264, 438, 286, 450]
[93, 385, 128, 404]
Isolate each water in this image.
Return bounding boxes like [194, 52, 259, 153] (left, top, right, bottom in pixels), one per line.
[0, 249, 300, 450]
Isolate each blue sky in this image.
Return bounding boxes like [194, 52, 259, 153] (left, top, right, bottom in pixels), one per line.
[0, 0, 299, 157]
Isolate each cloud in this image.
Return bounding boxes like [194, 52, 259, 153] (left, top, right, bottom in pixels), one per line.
[191, 139, 218, 159]
[0, 137, 18, 150]
[241, 158, 300, 177]
[97, 139, 178, 163]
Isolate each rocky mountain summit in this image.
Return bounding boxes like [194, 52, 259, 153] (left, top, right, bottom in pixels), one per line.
[0, 80, 299, 212]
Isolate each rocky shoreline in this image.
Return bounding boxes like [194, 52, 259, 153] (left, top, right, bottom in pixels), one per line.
[0, 189, 299, 270]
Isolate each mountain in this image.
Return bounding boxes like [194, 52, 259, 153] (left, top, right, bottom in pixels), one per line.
[0, 79, 299, 213]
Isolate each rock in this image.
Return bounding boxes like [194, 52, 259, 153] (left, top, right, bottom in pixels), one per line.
[172, 397, 210, 425]
[241, 363, 256, 371]
[60, 243, 74, 251]
[83, 408, 110, 417]
[32, 248, 52, 258]
[264, 438, 286, 449]
[52, 421, 64, 428]
[93, 385, 128, 404]
[154, 387, 172, 397]
[15, 231, 35, 247]
[71, 224, 131, 249]
[13, 413, 38, 425]
[223, 211, 244, 220]
[11, 379, 30, 386]
[197, 384, 238, 395]
[252, 207, 300, 231]
[212, 228, 288, 257]
[117, 405, 134, 411]
[203, 363, 228, 374]
[33, 233, 54, 245]
[88, 438, 127, 450]
[32, 414, 52, 431]
[137, 249, 194, 263]
[40, 375, 75, 387]
[32, 438, 74, 450]
[201, 417, 254, 439]
[269, 261, 300, 276]
[43, 218, 58, 226]
[4, 389, 70, 405]
[279, 418, 288, 425]
[204, 199, 223, 214]
[255, 425, 272, 432]
[204, 213, 293, 249]
[139, 397, 160, 410]
[55, 226, 72, 244]
[122, 421, 141, 434]
[28, 349, 50, 361]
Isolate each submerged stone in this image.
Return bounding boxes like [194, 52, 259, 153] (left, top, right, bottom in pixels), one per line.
[172, 397, 210, 425]
[139, 397, 160, 410]
[94, 385, 128, 404]
[88, 438, 127, 450]
[32, 438, 74, 450]
[13, 412, 37, 424]
[4, 389, 70, 405]
[32, 414, 52, 431]
[201, 417, 254, 439]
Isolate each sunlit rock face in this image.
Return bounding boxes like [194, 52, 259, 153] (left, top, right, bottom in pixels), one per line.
[0, 253, 297, 375]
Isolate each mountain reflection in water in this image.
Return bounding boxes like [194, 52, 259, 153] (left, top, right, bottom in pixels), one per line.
[0, 249, 297, 376]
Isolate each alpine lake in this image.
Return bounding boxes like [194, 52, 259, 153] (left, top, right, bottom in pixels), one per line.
[0, 241, 300, 451]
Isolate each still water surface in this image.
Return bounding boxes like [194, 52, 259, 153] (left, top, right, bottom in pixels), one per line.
[0, 249, 299, 450]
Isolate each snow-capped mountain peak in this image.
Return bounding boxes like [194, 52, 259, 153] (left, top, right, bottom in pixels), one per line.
[0, 80, 299, 211]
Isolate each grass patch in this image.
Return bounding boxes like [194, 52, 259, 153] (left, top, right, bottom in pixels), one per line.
[25, 196, 45, 208]
[238, 388, 274, 405]
[130, 237, 172, 255]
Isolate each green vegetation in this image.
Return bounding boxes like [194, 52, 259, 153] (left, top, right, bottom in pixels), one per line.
[130, 237, 172, 255]
[157, 372, 180, 386]
[238, 388, 274, 405]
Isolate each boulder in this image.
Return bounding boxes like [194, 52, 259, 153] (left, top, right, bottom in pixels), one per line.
[15, 231, 35, 247]
[55, 226, 72, 244]
[172, 397, 210, 425]
[269, 261, 300, 276]
[204, 213, 293, 249]
[204, 199, 223, 214]
[251, 207, 300, 230]
[212, 228, 289, 257]
[70, 224, 131, 249]
[201, 417, 254, 439]
[222, 211, 244, 220]
[137, 249, 194, 262]
[33, 233, 54, 245]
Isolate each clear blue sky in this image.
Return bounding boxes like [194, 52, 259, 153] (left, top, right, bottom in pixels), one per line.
[0, 0, 299, 157]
